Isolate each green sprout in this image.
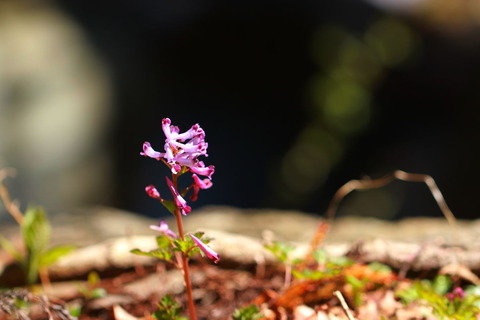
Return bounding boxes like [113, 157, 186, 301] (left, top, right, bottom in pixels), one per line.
[0, 205, 75, 286]
[397, 275, 480, 320]
[291, 249, 353, 281]
[151, 295, 188, 320]
[76, 271, 107, 299]
[0, 173, 75, 286]
[232, 304, 264, 320]
[264, 240, 296, 288]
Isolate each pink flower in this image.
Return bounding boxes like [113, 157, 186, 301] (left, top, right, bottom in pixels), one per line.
[143, 118, 214, 177]
[447, 287, 466, 301]
[165, 176, 191, 215]
[189, 234, 220, 264]
[453, 287, 466, 299]
[140, 142, 164, 160]
[150, 221, 178, 238]
[190, 174, 213, 201]
[141, 118, 214, 211]
[190, 161, 215, 179]
[145, 185, 161, 200]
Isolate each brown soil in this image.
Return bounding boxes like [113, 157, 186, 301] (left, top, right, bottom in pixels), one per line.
[0, 258, 444, 320]
[0, 261, 286, 320]
[80, 263, 284, 320]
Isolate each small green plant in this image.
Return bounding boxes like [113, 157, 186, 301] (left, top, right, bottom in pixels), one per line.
[264, 240, 296, 288]
[340, 262, 392, 307]
[0, 175, 75, 286]
[151, 295, 188, 320]
[291, 248, 353, 280]
[232, 304, 263, 320]
[397, 275, 480, 320]
[76, 271, 107, 299]
[0, 206, 75, 286]
[264, 241, 295, 264]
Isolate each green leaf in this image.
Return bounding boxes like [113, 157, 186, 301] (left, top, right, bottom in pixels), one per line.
[152, 295, 188, 320]
[395, 285, 419, 305]
[68, 306, 82, 317]
[131, 248, 174, 261]
[87, 271, 101, 286]
[292, 268, 341, 280]
[89, 288, 108, 299]
[232, 304, 263, 320]
[21, 207, 51, 254]
[367, 261, 392, 273]
[130, 248, 154, 256]
[346, 274, 366, 289]
[156, 235, 172, 249]
[20, 207, 54, 284]
[312, 249, 328, 264]
[173, 232, 206, 256]
[433, 275, 452, 295]
[328, 256, 353, 267]
[39, 245, 76, 267]
[292, 269, 324, 280]
[264, 241, 295, 263]
[193, 231, 206, 241]
[173, 238, 193, 254]
[161, 200, 176, 215]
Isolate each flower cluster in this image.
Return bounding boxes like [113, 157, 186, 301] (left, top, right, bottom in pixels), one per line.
[140, 118, 219, 264]
[446, 287, 466, 301]
[141, 118, 214, 215]
[141, 118, 214, 177]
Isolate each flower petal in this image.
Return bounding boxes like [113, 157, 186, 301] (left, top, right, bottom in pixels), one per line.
[189, 234, 220, 264]
[150, 221, 177, 238]
[146, 118, 213, 176]
[190, 174, 213, 201]
[190, 163, 215, 179]
[145, 185, 161, 200]
[192, 174, 213, 189]
[165, 176, 192, 215]
[140, 142, 164, 160]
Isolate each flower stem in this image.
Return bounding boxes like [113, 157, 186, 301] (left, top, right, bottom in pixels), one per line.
[173, 174, 197, 320]
[182, 253, 197, 320]
[174, 210, 197, 320]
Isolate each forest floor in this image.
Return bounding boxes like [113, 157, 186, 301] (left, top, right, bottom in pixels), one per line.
[1, 221, 479, 320]
[1, 204, 480, 320]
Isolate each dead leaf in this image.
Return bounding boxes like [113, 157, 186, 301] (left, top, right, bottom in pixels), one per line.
[439, 263, 480, 285]
[112, 305, 146, 320]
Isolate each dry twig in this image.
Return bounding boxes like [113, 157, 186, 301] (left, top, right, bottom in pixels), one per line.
[0, 167, 24, 225]
[325, 170, 458, 239]
[334, 290, 357, 320]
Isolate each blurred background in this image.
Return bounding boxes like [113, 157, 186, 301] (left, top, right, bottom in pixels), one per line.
[1, 0, 480, 221]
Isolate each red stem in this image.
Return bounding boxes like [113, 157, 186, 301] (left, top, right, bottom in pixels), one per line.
[172, 174, 197, 320]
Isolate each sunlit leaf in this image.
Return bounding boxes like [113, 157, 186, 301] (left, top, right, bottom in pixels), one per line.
[22, 207, 50, 254]
[264, 241, 294, 263]
[161, 200, 176, 215]
[433, 275, 452, 295]
[232, 304, 263, 320]
[39, 245, 76, 267]
[156, 235, 172, 249]
[152, 295, 188, 320]
[87, 271, 101, 286]
[131, 248, 173, 261]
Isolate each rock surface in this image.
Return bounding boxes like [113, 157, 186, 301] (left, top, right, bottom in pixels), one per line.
[1, 205, 480, 283]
